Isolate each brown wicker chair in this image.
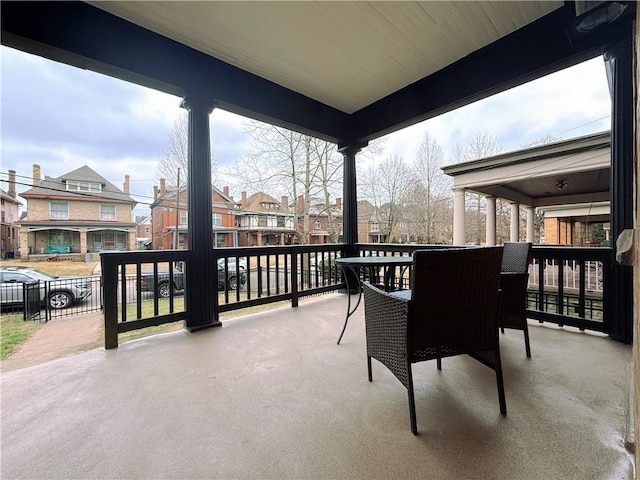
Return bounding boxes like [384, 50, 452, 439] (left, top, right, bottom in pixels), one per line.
[500, 242, 532, 357]
[362, 247, 506, 435]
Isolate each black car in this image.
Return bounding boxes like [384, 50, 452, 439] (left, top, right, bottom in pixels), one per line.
[139, 259, 247, 298]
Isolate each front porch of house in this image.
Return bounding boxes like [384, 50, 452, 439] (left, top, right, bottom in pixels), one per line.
[1, 294, 633, 479]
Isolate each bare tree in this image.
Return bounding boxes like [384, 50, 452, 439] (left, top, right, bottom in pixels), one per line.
[359, 155, 416, 243]
[156, 113, 218, 189]
[452, 132, 502, 245]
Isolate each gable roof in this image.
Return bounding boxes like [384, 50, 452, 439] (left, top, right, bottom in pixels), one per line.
[20, 165, 136, 204]
[238, 192, 290, 215]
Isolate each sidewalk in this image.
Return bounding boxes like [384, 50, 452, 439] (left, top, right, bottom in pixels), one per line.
[1, 261, 105, 372]
[1, 312, 104, 372]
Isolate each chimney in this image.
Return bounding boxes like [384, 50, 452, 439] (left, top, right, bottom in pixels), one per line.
[33, 164, 41, 186]
[241, 191, 247, 205]
[281, 196, 288, 210]
[336, 197, 342, 209]
[160, 178, 166, 197]
[123, 175, 130, 194]
[223, 186, 229, 197]
[8, 170, 16, 199]
[297, 194, 305, 213]
[153, 186, 158, 200]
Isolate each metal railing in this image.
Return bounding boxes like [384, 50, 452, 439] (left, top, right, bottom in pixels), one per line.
[99, 243, 614, 348]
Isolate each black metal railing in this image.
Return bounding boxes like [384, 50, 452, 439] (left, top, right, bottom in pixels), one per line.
[100, 243, 614, 348]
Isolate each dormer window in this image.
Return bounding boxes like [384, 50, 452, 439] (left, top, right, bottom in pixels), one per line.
[261, 202, 278, 210]
[66, 181, 102, 193]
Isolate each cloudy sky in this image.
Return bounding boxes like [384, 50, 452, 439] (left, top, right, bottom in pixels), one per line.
[1, 45, 611, 216]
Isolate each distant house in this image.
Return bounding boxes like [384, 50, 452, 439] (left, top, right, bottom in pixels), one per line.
[1, 170, 22, 257]
[235, 191, 296, 246]
[295, 195, 343, 244]
[135, 215, 152, 249]
[18, 164, 137, 257]
[149, 179, 239, 249]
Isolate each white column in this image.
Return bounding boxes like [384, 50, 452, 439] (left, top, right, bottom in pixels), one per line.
[485, 196, 496, 246]
[510, 202, 520, 242]
[526, 206, 535, 243]
[453, 188, 466, 245]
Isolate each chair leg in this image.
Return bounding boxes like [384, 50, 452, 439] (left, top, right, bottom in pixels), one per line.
[437, 357, 442, 370]
[494, 354, 507, 415]
[500, 327, 505, 334]
[523, 324, 532, 358]
[367, 356, 373, 382]
[407, 365, 418, 435]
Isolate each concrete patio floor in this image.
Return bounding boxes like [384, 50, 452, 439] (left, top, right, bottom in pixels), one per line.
[0, 293, 634, 479]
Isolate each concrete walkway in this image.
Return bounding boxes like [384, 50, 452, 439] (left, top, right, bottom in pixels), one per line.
[1, 311, 104, 372]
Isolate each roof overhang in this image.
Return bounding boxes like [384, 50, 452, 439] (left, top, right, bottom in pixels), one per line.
[1, 2, 634, 145]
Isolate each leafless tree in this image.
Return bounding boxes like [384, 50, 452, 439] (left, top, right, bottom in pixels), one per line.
[156, 113, 218, 189]
[359, 155, 416, 243]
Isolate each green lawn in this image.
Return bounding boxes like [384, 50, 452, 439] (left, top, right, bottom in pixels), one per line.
[0, 313, 43, 360]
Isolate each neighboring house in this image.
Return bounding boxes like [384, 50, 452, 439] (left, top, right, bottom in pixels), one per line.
[1, 170, 22, 257]
[135, 215, 152, 249]
[295, 195, 343, 244]
[149, 180, 238, 249]
[18, 164, 137, 257]
[356, 200, 381, 243]
[235, 192, 296, 246]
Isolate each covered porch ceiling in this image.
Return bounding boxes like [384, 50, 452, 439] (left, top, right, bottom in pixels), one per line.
[1, 1, 634, 146]
[442, 130, 611, 209]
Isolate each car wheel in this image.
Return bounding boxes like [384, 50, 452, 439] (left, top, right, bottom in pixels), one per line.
[49, 291, 73, 309]
[227, 276, 238, 290]
[157, 282, 172, 298]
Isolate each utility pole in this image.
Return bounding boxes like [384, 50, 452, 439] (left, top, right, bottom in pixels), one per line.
[173, 168, 180, 249]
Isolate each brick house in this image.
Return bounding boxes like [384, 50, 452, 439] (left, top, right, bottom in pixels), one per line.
[235, 191, 296, 246]
[295, 195, 343, 244]
[1, 170, 22, 257]
[149, 180, 239, 249]
[18, 164, 137, 258]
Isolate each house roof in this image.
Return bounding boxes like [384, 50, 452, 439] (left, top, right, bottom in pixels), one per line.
[20, 165, 136, 205]
[2, 2, 633, 145]
[442, 130, 611, 208]
[237, 192, 290, 215]
[0, 189, 22, 206]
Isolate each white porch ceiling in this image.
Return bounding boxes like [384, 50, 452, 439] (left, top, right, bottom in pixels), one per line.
[91, 1, 562, 114]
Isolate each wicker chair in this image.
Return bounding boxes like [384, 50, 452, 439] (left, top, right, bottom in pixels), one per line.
[362, 247, 506, 435]
[500, 242, 532, 357]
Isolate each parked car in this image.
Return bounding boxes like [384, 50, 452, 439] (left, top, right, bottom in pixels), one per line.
[139, 259, 247, 298]
[0, 266, 93, 310]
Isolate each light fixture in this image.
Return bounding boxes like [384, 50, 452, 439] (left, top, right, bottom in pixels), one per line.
[564, 1, 633, 45]
[574, 1, 627, 32]
[556, 180, 568, 190]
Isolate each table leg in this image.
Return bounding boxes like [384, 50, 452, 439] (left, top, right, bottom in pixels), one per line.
[337, 265, 362, 344]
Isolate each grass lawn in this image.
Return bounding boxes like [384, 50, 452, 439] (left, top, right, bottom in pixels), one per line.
[0, 258, 98, 277]
[0, 313, 43, 360]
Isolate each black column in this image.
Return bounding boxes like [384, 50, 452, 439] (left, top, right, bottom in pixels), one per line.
[605, 33, 633, 344]
[181, 95, 221, 331]
[339, 143, 366, 257]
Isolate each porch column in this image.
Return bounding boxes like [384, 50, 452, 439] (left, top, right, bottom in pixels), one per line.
[338, 143, 366, 258]
[510, 202, 520, 242]
[181, 94, 220, 331]
[605, 33, 634, 343]
[525, 206, 535, 243]
[453, 188, 465, 245]
[485, 196, 496, 246]
[79, 227, 88, 253]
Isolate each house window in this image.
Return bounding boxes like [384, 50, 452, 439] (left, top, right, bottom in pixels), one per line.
[50, 202, 68, 220]
[180, 211, 188, 225]
[49, 229, 72, 246]
[66, 181, 102, 192]
[277, 217, 285, 228]
[100, 204, 116, 221]
[212, 212, 222, 226]
[258, 216, 267, 227]
[315, 220, 321, 229]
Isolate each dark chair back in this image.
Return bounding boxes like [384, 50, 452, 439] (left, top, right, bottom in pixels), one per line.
[501, 242, 532, 273]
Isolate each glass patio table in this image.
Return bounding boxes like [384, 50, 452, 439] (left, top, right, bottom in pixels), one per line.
[335, 255, 413, 344]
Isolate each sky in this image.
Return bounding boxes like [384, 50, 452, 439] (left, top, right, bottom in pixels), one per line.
[0, 45, 612, 217]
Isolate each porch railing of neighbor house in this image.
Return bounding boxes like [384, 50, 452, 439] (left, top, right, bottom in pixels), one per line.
[100, 244, 613, 348]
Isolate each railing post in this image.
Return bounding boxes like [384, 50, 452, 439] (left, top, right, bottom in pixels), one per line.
[291, 252, 298, 307]
[101, 253, 119, 349]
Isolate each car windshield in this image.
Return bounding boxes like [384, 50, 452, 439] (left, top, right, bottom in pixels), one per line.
[25, 269, 56, 281]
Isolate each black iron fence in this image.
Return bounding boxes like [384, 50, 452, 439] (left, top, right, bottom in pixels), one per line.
[98, 243, 615, 348]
